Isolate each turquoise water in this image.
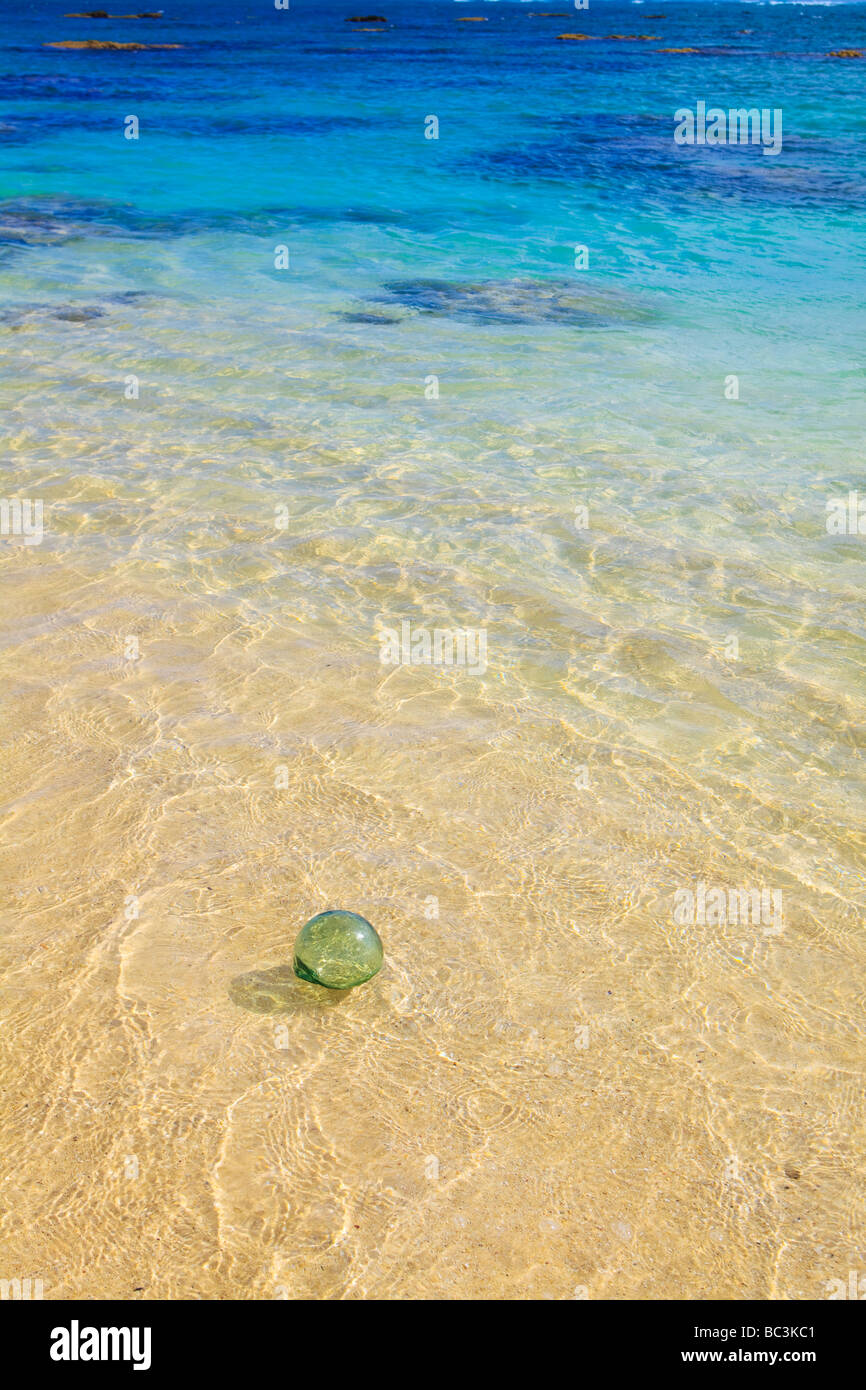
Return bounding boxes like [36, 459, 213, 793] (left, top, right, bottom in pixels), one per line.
[3, 5, 864, 520]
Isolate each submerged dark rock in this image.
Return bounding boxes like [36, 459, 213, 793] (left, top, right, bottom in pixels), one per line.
[0, 290, 150, 327]
[373, 277, 654, 327]
[0, 302, 107, 325]
[468, 111, 865, 210]
[338, 310, 402, 324]
[52, 305, 107, 321]
[0, 196, 453, 258]
[0, 196, 182, 245]
[103, 289, 150, 302]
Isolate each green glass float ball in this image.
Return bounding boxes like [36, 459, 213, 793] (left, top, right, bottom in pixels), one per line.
[293, 910, 383, 990]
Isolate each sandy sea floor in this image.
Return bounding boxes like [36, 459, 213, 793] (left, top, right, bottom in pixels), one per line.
[1, 382, 864, 1298]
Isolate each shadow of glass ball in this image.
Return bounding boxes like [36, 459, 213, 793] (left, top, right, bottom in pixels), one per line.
[228, 964, 351, 1014]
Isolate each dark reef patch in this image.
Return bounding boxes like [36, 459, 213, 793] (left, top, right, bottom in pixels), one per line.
[338, 310, 403, 325]
[0, 292, 152, 327]
[467, 113, 866, 210]
[0, 110, 375, 142]
[370, 277, 655, 327]
[0, 196, 451, 255]
[0, 196, 193, 246]
[0, 302, 106, 326]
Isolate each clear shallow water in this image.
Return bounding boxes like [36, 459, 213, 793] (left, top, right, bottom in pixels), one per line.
[0, 0, 864, 1299]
